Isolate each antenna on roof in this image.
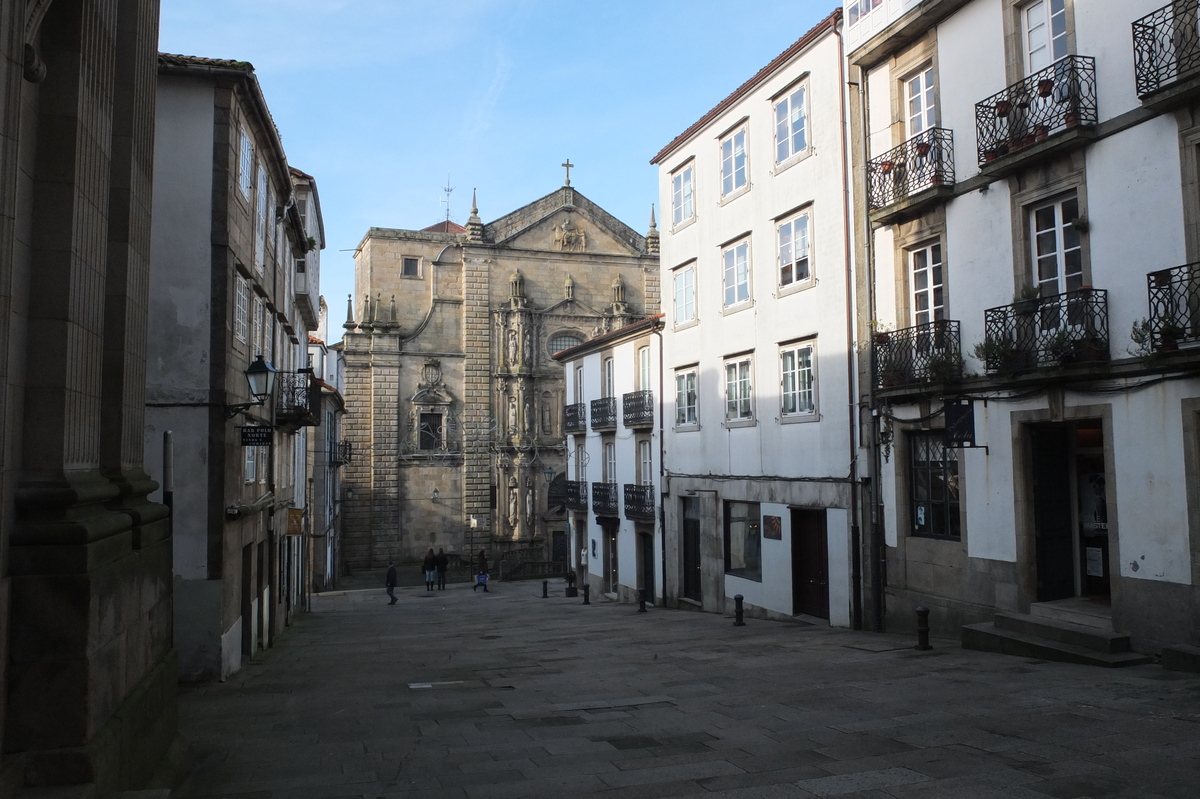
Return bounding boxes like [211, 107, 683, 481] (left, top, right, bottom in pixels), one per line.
[441, 172, 454, 223]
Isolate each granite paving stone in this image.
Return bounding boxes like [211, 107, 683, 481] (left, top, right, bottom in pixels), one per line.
[170, 580, 1200, 798]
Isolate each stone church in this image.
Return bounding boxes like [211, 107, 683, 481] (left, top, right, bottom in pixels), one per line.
[341, 182, 660, 570]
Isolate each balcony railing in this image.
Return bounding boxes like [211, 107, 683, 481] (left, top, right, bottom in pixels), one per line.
[622, 390, 654, 427]
[565, 480, 588, 512]
[624, 484, 656, 521]
[590, 397, 617, 430]
[1148, 264, 1200, 350]
[564, 402, 586, 434]
[867, 128, 954, 212]
[276, 371, 319, 427]
[873, 320, 963, 389]
[975, 55, 1097, 166]
[592, 482, 618, 516]
[1134, 1, 1200, 98]
[329, 440, 352, 466]
[979, 288, 1109, 374]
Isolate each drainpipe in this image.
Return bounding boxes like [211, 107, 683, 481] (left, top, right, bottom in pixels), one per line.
[834, 22, 864, 632]
[653, 321, 666, 605]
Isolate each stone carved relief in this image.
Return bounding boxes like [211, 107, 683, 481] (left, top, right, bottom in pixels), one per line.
[554, 218, 587, 252]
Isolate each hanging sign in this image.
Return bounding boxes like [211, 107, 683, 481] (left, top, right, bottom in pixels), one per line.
[943, 398, 976, 448]
[287, 508, 304, 536]
[239, 425, 273, 447]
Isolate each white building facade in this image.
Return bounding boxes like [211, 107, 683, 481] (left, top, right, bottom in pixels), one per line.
[308, 299, 348, 594]
[652, 10, 859, 626]
[556, 317, 665, 603]
[849, 0, 1200, 655]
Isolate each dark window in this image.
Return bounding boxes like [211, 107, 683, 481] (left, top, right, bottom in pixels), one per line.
[909, 432, 960, 539]
[402, 257, 420, 277]
[419, 413, 442, 450]
[549, 333, 583, 355]
[723, 500, 761, 581]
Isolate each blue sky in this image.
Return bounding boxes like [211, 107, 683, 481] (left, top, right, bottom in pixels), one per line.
[159, 1, 837, 336]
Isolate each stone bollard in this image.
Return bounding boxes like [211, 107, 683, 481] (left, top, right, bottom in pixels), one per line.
[583, 583, 591, 605]
[734, 594, 745, 626]
[915, 606, 932, 650]
[542, 580, 548, 599]
[638, 587, 647, 613]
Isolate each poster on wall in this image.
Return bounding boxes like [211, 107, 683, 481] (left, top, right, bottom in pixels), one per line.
[1078, 472, 1108, 534]
[763, 515, 782, 540]
[1086, 546, 1104, 577]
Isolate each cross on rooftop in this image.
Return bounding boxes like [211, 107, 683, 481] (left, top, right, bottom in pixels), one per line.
[562, 159, 573, 186]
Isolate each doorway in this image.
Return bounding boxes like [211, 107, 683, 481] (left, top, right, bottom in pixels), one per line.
[639, 530, 655, 601]
[241, 544, 253, 659]
[681, 497, 701, 602]
[791, 508, 829, 618]
[1030, 420, 1110, 602]
[602, 522, 619, 595]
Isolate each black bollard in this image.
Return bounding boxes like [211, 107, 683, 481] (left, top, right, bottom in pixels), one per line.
[638, 587, 647, 613]
[733, 594, 745, 626]
[583, 583, 591, 605]
[915, 606, 932, 650]
[542, 580, 548, 599]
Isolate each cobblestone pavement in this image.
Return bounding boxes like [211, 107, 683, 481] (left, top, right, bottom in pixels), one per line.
[173, 580, 1200, 799]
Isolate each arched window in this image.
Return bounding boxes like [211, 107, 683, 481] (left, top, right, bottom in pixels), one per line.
[548, 332, 583, 356]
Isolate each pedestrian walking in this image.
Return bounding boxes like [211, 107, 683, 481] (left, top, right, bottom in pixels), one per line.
[434, 547, 449, 590]
[385, 562, 397, 605]
[474, 549, 489, 592]
[423, 548, 437, 592]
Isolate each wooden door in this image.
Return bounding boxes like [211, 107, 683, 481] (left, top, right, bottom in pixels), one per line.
[792, 509, 829, 618]
[1032, 426, 1074, 601]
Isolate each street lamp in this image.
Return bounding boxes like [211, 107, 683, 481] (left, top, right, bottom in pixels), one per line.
[543, 466, 556, 484]
[224, 355, 279, 419]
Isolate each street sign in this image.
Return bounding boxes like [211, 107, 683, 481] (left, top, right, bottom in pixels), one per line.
[239, 425, 273, 447]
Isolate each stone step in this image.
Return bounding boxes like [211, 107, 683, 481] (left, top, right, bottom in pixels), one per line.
[993, 611, 1132, 654]
[1029, 599, 1113, 630]
[1161, 644, 1200, 674]
[962, 622, 1153, 668]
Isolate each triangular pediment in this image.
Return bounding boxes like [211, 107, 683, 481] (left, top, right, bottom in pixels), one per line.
[484, 187, 646, 257]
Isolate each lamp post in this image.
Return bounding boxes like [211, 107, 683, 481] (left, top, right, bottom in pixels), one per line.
[224, 355, 279, 419]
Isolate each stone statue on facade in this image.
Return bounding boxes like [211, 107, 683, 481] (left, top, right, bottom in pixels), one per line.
[554, 218, 586, 252]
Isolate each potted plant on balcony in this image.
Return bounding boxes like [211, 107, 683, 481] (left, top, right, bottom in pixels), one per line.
[1043, 328, 1075, 366]
[1037, 78, 1055, 97]
[879, 160, 895, 173]
[1013, 285, 1042, 316]
[915, 140, 931, 157]
[925, 350, 964, 384]
[973, 336, 1030, 374]
[995, 99, 1013, 117]
[1034, 124, 1050, 142]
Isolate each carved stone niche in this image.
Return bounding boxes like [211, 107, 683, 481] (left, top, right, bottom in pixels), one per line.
[407, 359, 455, 455]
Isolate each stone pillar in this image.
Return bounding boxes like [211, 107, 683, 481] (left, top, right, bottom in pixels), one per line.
[6, 0, 176, 791]
[462, 249, 493, 553]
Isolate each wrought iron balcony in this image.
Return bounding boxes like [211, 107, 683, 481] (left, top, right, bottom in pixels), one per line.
[624, 483, 656, 521]
[867, 128, 954, 223]
[592, 482, 618, 516]
[975, 56, 1097, 171]
[979, 288, 1109, 374]
[564, 402, 586, 434]
[1147, 264, 1200, 350]
[873, 320, 963, 389]
[565, 480, 588, 512]
[590, 397, 617, 430]
[276, 371, 319, 428]
[1134, 1, 1200, 104]
[329, 440, 352, 466]
[622, 390, 654, 428]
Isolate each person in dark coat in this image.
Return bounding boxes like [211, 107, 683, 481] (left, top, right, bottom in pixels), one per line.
[422, 548, 437, 592]
[385, 562, 397, 605]
[474, 549, 489, 592]
[434, 548, 449, 590]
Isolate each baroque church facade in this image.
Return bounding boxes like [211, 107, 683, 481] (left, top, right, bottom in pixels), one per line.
[341, 184, 659, 569]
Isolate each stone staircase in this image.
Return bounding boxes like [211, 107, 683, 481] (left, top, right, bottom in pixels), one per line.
[962, 599, 1152, 668]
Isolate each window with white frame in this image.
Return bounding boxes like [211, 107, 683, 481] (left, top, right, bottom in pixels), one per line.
[847, 0, 883, 28]
[906, 66, 936, 137]
[264, 312, 275, 362]
[238, 129, 253, 199]
[267, 187, 277, 264]
[603, 441, 616, 483]
[574, 364, 585, 404]
[911, 242, 945, 326]
[574, 443, 587, 481]
[234, 276, 249, 343]
[781, 342, 816, 418]
[774, 83, 808, 163]
[722, 240, 751, 307]
[602, 357, 615, 398]
[720, 126, 748, 197]
[638, 439, 653, 485]
[1024, 0, 1068, 73]
[724, 355, 753, 422]
[1031, 194, 1082, 296]
[638, 346, 651, 391]
[778, 212, 811, 288]
[258, 442, 268, 484]
[671, 163, 694, 226]
[244, 443, 256, 483]
[675, 367, 698, 427]
[673, 264, 696, 325]
[252, 298, 264, 357]
[254, 164, 268, 273]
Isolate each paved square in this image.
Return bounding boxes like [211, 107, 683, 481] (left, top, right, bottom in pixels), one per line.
[172, 581, 1200, 798]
